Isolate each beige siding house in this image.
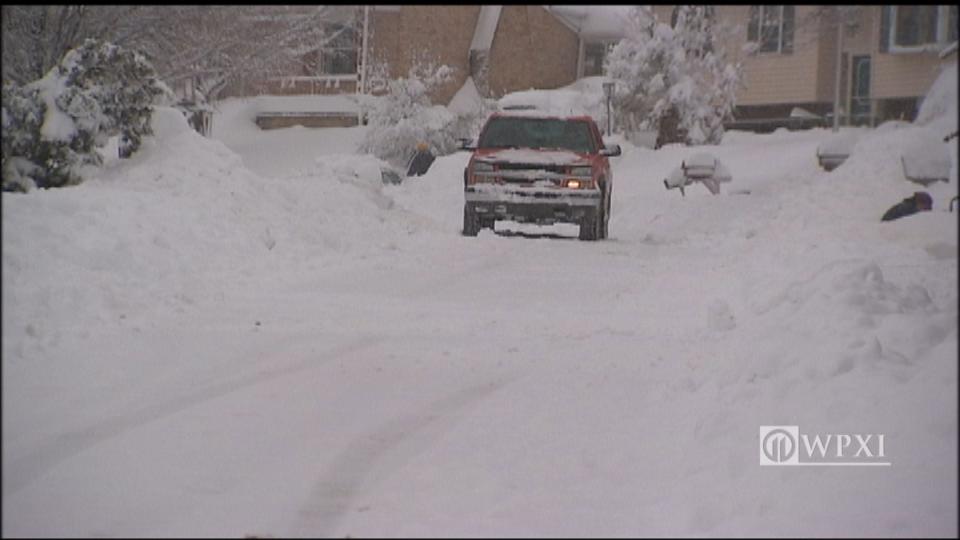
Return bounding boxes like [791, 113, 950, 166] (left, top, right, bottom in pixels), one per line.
[650, 5, 957, 125]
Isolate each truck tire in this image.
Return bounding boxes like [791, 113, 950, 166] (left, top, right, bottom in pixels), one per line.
[462, 204, 481, 236]
[599, 184, 611, 239]
[579, 207, 600, 241]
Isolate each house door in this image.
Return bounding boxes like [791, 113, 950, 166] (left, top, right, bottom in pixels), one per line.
[850, 55, 872, 126]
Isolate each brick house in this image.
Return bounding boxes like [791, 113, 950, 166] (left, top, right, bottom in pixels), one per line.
[256, 5, 587, 104]
[248, 5, 957, 129]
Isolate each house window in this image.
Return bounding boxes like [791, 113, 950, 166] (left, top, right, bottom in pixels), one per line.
[893, 6, 938, 47]
[319, 24, 358, 75]
[583, 42, 612, 77]
[748, 6, 794, 54]
[888, 6, 957, 52]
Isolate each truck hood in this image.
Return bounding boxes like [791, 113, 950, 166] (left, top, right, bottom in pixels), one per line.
[475, 148, 591, 167]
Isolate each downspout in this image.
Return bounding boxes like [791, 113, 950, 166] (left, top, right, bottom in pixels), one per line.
[359, 5, 370, 124]
[577, 37, 585, 79]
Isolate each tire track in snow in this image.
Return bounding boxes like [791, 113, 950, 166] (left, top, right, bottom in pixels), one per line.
[290, 377, 512, 537]
[3, 335, 384, 497]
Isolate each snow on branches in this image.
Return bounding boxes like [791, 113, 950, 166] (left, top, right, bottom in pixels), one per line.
[604, 6, 743, 146]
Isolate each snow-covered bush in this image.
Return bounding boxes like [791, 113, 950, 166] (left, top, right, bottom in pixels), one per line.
[358, 58, 460, 167]
[2, 80, 100, 191]
[1, 39, 171, 191]
[604, 6, 742, 146]
[59, 39, 172, 156]
[2, 83, 47, 191]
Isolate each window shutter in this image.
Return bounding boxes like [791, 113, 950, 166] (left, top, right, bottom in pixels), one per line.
[781, 5, 795, 53]
[748, 6, 759, 42]
[879, 6, 890, 53]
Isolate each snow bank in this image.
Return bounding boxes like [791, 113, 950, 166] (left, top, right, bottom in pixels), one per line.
[2, 107, 407, 352]
[2, 77, 956, 537]
[915, 63, 958, 130]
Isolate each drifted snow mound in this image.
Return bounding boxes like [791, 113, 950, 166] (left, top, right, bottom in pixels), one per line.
[915, 63, 958, 130]
[2, 107, 412, 338]
[747, 260, 952, 381]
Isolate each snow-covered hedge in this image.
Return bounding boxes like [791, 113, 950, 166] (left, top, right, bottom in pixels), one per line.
[1, 39, 171, 191]
[358, 61, 462, 168]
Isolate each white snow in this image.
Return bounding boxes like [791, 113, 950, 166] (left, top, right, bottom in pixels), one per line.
[2, 75, 958, 538]
[499, 76, 608, 119]
[29, 70, 80, 142]
[447, 76, 483, 116]
[915, 63, 957, 129]
[252, 93, 359, 115]
[817, 128, 866, 156]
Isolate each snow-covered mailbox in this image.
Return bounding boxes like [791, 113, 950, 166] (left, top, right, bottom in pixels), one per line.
[663, 152, 732, 196]
[899, 131, 951, 186]
[816, 131, 859, 171]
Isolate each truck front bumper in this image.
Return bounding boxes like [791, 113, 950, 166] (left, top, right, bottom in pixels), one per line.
[465, 184, 600, 224]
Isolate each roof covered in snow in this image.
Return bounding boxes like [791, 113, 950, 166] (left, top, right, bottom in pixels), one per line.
[547, 5, 631, 40]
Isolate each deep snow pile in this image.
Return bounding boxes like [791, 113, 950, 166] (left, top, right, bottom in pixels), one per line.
[2, 73, 957, 537]
[2, 107, 417, 357]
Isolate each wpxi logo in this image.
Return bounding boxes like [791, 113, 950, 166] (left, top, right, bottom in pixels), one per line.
[759, 426, 890, 467]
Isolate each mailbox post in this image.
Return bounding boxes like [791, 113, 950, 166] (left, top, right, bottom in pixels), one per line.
[603, 81, 614, 137]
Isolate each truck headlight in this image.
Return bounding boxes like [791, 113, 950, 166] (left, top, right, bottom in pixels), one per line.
[568, 166, 593, 177]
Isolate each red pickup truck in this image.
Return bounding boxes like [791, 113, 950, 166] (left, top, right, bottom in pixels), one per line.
[462, 113, 621, 240]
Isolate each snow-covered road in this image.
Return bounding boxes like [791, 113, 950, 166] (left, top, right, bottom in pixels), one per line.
[3, 100, 957, 536]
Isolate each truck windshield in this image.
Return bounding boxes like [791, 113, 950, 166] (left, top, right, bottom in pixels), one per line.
[478, 117, 596, 154]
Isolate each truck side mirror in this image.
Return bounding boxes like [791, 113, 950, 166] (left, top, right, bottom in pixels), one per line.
[600, 144, 621, 157]
[459, 138, 477, 151]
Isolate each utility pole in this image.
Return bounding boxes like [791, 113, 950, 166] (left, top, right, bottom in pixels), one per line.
[832, 6, 844, 132]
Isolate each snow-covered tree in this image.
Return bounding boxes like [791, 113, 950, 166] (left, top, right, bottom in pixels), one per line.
[2, 40, 171, 191]
[1, 6, 137, 85]
[358, 56, 459, 167]
[120, 6, 355, 103]
[604, 6, 743, 146]
[3, 6, 353, 104]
